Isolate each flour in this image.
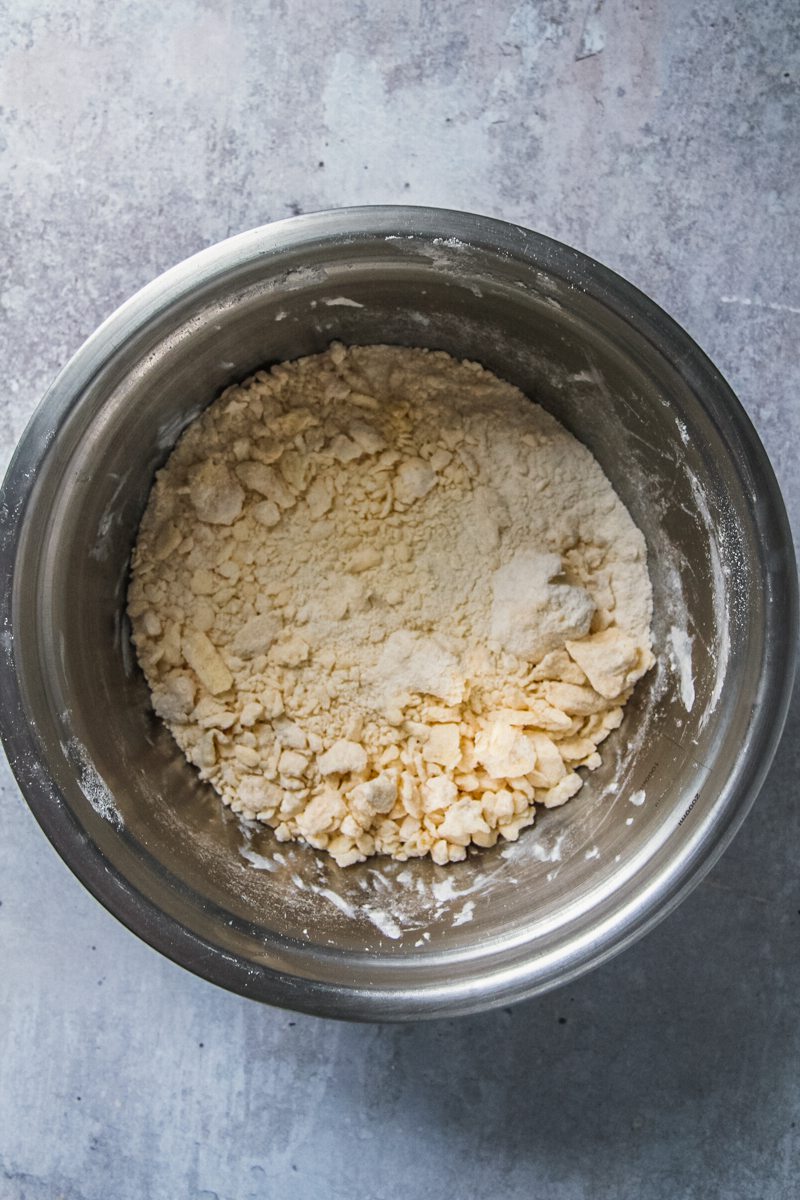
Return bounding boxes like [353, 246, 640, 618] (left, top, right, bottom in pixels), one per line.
[128, 344, 654, 868]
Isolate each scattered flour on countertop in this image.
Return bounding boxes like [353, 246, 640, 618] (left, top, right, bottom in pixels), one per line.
[129, 344, 654, 871]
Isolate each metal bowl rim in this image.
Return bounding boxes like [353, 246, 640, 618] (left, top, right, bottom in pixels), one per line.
[0, 205, 796, 1020]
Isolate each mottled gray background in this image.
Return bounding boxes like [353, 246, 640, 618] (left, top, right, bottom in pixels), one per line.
[1, 2, 798, 1198]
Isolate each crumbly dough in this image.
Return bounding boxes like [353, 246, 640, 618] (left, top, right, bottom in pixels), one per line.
[128, 344, 654, 867]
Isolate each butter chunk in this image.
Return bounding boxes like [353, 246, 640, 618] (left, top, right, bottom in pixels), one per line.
[349, 547, 382, 574]
[497, 701, 572, 733]
[318, 739, 367, 776]
[481, 788, 515, 826]
[330, 434, 363, 463]
[187, 461, 244, 526]
[252, 500, 281, 528]
[235, 461, 295, 509]
[306, 475, 334, 519]
[541, 680, 608, 716]
[182, 628, 232, 695]
[297, 789, 346, 837]
[528, 731, 567, 787]
[349, 421, 386, 454]
[394, 457, 436, 504]
[566, 628, 649, 700]
[152, 671, 195, 723]
[153, 521, 183, 561]
[237, 776, 281, 813]
[278, 749, 308, 777]
[422, 723, 462, 769]
[422, 774, 458, 813]
[438, 798, 490, 846]
[474, 721, 536, 779]
[350, 773, 397, 818]
[539, 772, 582, 808]
[270, 634, 310, 667]
[232, 613, 281, 659]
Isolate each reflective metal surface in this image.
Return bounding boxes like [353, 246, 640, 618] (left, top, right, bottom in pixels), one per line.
[0, 207, 796, 1020]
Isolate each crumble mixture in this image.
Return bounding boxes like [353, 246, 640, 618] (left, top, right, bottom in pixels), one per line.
[128, 344, 654, 867]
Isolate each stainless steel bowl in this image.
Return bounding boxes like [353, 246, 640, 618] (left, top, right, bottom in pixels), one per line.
[1, 207, 796, 1020]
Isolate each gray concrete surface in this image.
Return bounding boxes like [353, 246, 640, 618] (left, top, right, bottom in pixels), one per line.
[1, 1, 798, 1197]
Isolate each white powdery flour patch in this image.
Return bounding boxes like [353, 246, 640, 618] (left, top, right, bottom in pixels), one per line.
[667, 626, 695, 712]
[64, 737, 123, 828]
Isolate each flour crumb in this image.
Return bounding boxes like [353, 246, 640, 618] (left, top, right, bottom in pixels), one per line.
[129, 344, 654, 868]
